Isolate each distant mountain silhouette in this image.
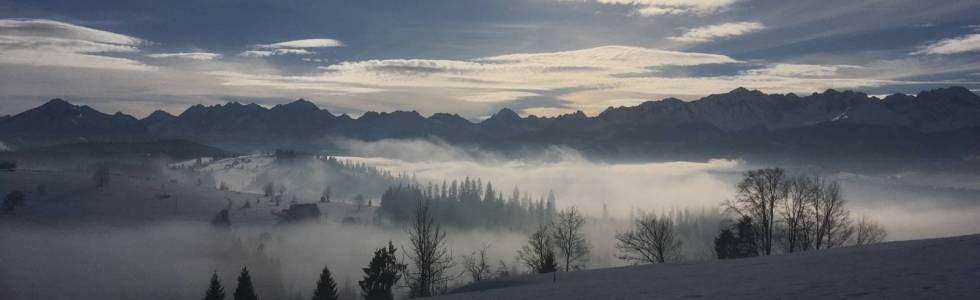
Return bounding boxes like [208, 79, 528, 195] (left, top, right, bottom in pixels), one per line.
[1, 87, 979, 160]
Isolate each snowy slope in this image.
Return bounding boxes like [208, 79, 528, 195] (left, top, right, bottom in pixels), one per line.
[4, 170, 357, 224]
[436, 234, 980, 299]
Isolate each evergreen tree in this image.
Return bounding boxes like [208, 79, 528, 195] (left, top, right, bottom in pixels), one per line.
[714, 216, 759, 259]
[714, 228, 736, 259]
[734, 216, 759, 258]
[234, 267, 259, 300]
[359, 241, 404, 300]
[379, 179, 556, 231]
[204, 272, 226, 300]
[311, 266, 338, 300]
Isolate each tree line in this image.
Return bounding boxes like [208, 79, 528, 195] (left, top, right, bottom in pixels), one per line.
[378, 178, 557, 230]
[202, 200, 458, 300]
[611, 168, 889, 264]
[200, 166, 891, 299]
[516, 207, 590, 273]
[719, 167, 887, 257]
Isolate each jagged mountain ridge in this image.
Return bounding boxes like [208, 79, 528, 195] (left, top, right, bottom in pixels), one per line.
[1, 87, 978, 158]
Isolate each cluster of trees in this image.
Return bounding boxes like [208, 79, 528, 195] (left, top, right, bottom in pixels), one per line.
[203, 268, 260, 300]
[719, 168, 888, 258]
[606, 167, 891, 267]
[517, 207, 590, 273]
[199, 166, 897, 299]
[251, 155, 411, 204]
[203, 200, 461, 299]
[379, 178, 557, 230]
[319, 157, 400, 182]
[713, 217, 759, 259]
[314, 156, 412, 201]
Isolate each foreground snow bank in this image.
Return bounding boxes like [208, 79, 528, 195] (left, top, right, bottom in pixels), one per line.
[437, 234, 980, 299]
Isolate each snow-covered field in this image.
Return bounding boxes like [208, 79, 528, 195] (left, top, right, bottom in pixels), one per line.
[436, 234, 980, 299]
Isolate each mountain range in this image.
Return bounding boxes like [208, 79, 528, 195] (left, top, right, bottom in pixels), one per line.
[2, 87, 979, 161]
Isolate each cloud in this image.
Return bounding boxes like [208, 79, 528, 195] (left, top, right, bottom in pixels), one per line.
[461, 91, 540, 103]
[912, 34, 980, 55]
[210, 45, 901, 117]
[257, 38, 344, 49]
[593, 0, 737, 16]
[239, 50, 274, 57]
[0, 18, 140, 45]
[239, 49, 317, 57]
[669, 21, 765, 42]
[0, 18, 150, 70]
[146, 52, 222, 60]
[240, 38, 342, 57]
[742, 63, 863, 78]
[1, 20, 970, 120]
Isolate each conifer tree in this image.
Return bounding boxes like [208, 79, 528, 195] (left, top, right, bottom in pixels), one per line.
[234, 267, 259, 300]
[359, 241, 404, 300]
[204, 272, 226, 300]
[311, 266, 339, 300]
[714, 228, 737, 259]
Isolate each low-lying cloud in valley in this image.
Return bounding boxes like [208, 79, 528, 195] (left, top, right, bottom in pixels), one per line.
[334, 139, 980, 241]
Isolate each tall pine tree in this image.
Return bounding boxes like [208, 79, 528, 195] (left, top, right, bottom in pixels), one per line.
[359, 241, 404, 300]
[311, 266, 339, 300]
[204, 272, 225, 300]
[234, 267, 259, 300]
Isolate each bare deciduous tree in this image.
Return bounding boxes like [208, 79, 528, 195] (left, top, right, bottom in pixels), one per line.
[463, 244, 493, 282]
[615, 214, 681, 264]
[812, 181, 852, 249]
[782, 175, 821, 252]
[517, 224, 557, 273]
[853, 215, 887, 245]
[404, 200, 455, 297]
[551, 207, 589, 271]
[726, 168, 788, 255]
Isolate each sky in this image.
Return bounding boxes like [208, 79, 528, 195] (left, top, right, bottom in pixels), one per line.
[1, 0, 980, 119]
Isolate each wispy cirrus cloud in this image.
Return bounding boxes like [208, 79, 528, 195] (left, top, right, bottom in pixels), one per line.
[146, 52, 222, 60]
[912, 34, 980, 55]
[257, 38, 344, 49]
[2, 18, 974, 120]
[240, 38, 344, 57]
[212, 45, 902, 116]
[591, 0, 738, 16]
[669, 22, 764, 42]
[0, 18, 150, 70]
[741, 63, 863, 78]
[239, 49, 317, 57]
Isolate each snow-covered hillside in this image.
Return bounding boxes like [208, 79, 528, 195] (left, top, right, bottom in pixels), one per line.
[0, 168, 379, 225]
[436, 234, 980, 299]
